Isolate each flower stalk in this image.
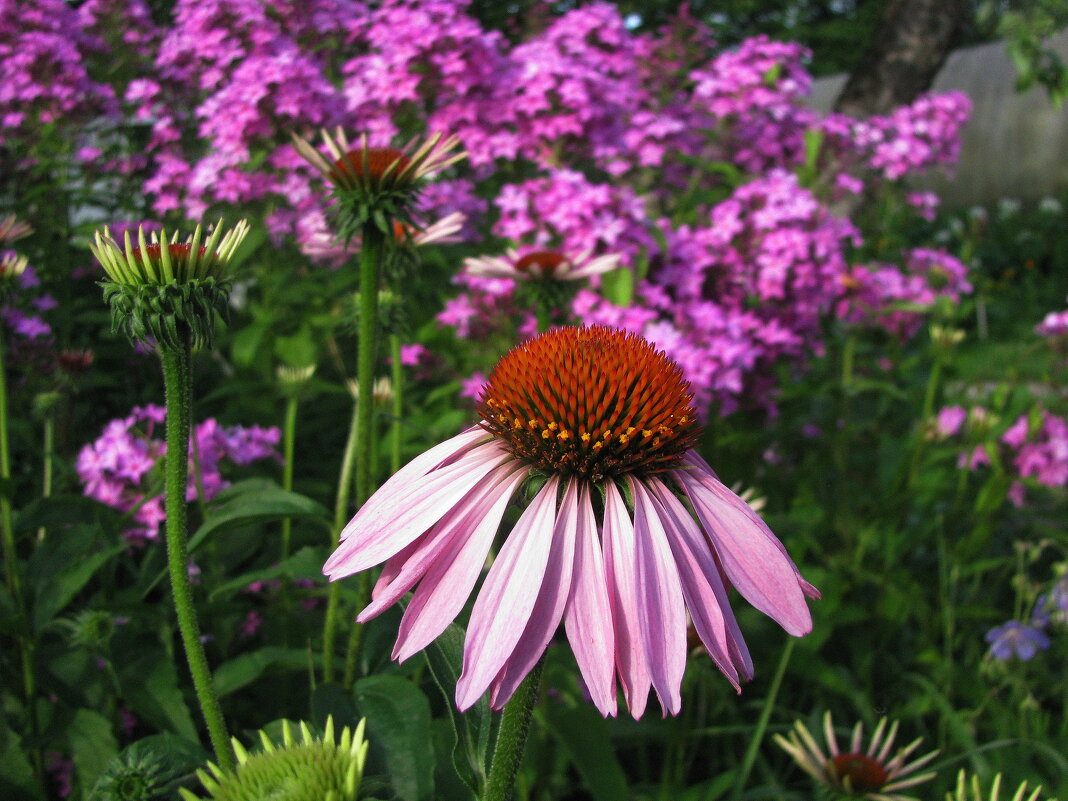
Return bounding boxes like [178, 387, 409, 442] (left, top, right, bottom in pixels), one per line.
[161, 330, 234, 773]
[484, 659, 544, 801]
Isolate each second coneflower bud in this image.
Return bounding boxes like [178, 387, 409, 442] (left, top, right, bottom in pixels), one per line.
[89, 221, 250, 351]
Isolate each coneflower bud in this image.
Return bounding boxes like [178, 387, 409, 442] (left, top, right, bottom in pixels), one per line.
[89, 221, 250, 350]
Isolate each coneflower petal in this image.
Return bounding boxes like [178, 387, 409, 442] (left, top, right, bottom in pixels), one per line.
[489, 479, 581, 709]
[391, 466, 530, 662]
[456, 477, 560, 711]
[324, 442, 509, 578]
[630, 477, 687, 717]
[564, 482, 618, 717]
[646, 477, 742, 690]
[676, 466, 812, 636]
[602, 480, 651, 718]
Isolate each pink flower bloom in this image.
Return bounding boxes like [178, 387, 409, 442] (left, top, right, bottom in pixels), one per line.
[325, 326, 817, 717]
[463, 247, 621, 282]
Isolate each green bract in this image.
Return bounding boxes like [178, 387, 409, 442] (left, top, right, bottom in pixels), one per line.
[90, 221, 250, 350]
[292, 128, 464, 240]
[0, 252, 28, 302]
[179, 717, 369, 801]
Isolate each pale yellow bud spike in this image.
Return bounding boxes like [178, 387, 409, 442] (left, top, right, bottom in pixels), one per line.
[320, 128, 345, 162]
[300, 720, 314, 745]
[136, 226, 156, 282]
[187, 223, 204, 282]
[205, 762, 225, 782]
[231, 738, 251, 764]
[203, 218, 226, 276]
[282, 719, 295, 747]
[324, 715, 335, 747]
[158, 226, 175, 283]
[259, 728, 274, 752]
[345, 762, 358, 795]
[178, 788, 199, 801]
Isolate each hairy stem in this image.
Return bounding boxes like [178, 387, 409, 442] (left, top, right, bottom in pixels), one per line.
[484, 659, 544, 801]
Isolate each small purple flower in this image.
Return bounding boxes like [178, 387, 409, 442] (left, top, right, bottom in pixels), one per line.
[985, 621, 1050, 661]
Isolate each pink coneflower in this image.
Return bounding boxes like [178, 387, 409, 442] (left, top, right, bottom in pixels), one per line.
[463, 248, 621, 282]
[324, 326, 817, 717]
[0, 213, 32, 246]
[774, 711, 939, 801]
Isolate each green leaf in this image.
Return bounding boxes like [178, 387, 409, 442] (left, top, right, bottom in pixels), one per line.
[14, 495, 123, 534]
[213, 646, 311, 698]
[543, 705, 630, 801]
[310, 683, 361, 731]
[274, 324, 319, 367]
[354, 675, 436, 801]
[30, 537, 126, 631]
[189, 479, 330, 553]
[118, 655, 199, 741]
[68, 708, 119, 793]
[601, 266, 634, 308]
[0, 718, 43, 800]
[209, 546, 327, 600]
[230, 319, 271, 369]
[423, 622, 491, 796]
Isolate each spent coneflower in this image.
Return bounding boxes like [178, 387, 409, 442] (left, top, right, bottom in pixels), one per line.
[325, 326, 818, 717]
[0, 214, 32, 246]
[463, 248, 621, 282]
[774, 711, 939, 801]
[292, 128, 464, 239]
[947, 770, 1054, 801]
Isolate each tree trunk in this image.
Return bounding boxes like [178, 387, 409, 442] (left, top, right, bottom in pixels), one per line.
[834, 0, 972, 117]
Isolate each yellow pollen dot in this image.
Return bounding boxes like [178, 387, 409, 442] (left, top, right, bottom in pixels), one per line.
[513, 418, 523, 429]
[541, 429, 551, 439]
[619, 434, 630, 444]
[528, 420, 538, 430]
[548, 422, 558, 431]
[580, 432, 591, 442]
[602, 430, 611, 440]
[626, 426, 636, 435]
[557, 430, 570, 441]
[642, 429, 653, 438]
[593, 441, 603, 451]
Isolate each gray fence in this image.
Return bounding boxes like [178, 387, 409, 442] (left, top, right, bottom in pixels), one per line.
[809, 30, 1068, 207]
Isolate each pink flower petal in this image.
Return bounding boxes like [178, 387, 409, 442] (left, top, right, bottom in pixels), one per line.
[564, 482, 617, 716]
[629, 476, 687, 717]
[455, 477, 560, 711]
[489, 478, 581, 709]
[324, 441, 510, 579]
[391, 465, 530, 661]
[358, 463, 528, 622]
[676, 464, 812, 636]
[646, 477, 746, 689]
[602, 480, 650, 718]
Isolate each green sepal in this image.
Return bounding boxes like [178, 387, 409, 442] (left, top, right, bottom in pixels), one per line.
[100, 277, 232, 351]
[330, 184, 422, 243]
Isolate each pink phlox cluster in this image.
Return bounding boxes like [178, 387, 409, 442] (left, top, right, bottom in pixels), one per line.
[836, 248, 971, 339]
[77, 405, 281, 544]
[2, 263, 53, 341]
[76, 0, 159, 61]
[493, 170, 654, 267]
[1003, 411, 1068, 494]
[0, 0, 117, 146]
[841, 91, 972, 180]
[1035, 299, 1068, 338]
[417, 179, 487, 242]
[437, 273, 524, 339]
[689, 36, 816, 174]
[341, 0, 508, 161]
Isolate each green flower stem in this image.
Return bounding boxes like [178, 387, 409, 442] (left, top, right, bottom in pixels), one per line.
[534, 299, 551, 334]
[728, 637, 795, 801]
[0, 327, 41, 782]
[341, 570, 370, 688]
[907, 356, 944, 489]
[356, 224, 383, 507]
[484, 659, 544, 801]
[280, 394, 299, 562]
[0, 326, 21, 600]
[37, 410, 54, 542]
[389, 333, 403, 474]
[322, 399, 360, 683]
[160, 335, 234, 773]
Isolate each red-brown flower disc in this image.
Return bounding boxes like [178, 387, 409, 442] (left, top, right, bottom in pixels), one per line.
[131, 243, 207, 263]
[514, 250, 568, 277]
[476, 326, 700, 482]
[829, 753, 889, 793]
[331, 147, 410, 185]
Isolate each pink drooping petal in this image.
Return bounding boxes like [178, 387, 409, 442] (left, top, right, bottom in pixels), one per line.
[324, 441, 510, 579]
[602, 479, 650, 719]
[684, 453, 820, 600]
[489, 478, 581, 709]
[357, 463, 528, 622]
[455, 477, 560, 711]
[341, 427, 488, 537]
[646, 477, 743, 690]
[391, 465, 530, 661]
[676, 465, 812, 637]
[629, 476, 687, 717]
[564, 482, 618, 717]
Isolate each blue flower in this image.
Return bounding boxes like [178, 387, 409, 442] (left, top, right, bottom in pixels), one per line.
[985, 621, 1050, 661]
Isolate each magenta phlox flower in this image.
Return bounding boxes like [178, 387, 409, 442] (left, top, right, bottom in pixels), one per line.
[935, 406, 967, 439]
[986, 621, 1050, 661]
[324, 327, 816, 717]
